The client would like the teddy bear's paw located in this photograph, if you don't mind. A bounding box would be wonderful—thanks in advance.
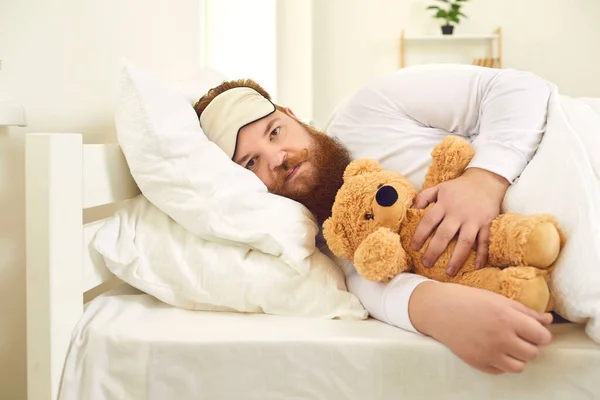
[354,228,408,282]
[422,136,475,189]
[500,267,550,314]
[525,222,561,269]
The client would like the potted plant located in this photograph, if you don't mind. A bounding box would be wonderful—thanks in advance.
[426,0,469,35]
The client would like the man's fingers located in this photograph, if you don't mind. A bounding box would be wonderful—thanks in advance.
[481,365,504,375]
[507,336,541,362]
[512,301,554,327]
[446,225,478,276]
[421,219,460,268]
[539,313,554,326]
[413,186,439,209]
[513,310,553,346]
[411,204,445,251]
[493,355,527,374]
[474,225,490,269]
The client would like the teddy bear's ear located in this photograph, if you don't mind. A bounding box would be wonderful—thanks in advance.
[343,158,383,181]
[322,217,353,260]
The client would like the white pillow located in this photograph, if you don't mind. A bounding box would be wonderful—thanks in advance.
[114,60,319,275]
[92,195,367,319]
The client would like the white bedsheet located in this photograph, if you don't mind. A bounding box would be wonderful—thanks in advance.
[59,285,600,400]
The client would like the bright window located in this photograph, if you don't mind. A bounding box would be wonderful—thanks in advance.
[201,0,277,101]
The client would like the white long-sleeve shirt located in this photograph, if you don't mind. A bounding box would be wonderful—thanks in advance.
[322,64,552,334]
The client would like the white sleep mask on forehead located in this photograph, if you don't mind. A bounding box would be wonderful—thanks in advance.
[200,86,276,159]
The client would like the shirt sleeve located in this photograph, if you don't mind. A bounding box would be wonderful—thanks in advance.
[345,266,433,335]
[368,64,552,183]
[316,238,433,334]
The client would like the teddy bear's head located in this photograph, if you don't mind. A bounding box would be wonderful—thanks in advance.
[322,158,417,261]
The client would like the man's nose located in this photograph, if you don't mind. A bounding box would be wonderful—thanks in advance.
[268,150,286,171]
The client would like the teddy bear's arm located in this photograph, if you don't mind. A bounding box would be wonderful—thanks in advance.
[422,136,475,190]
[353,227,410,282]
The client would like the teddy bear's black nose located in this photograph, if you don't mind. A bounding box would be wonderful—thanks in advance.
[376,185,398,207]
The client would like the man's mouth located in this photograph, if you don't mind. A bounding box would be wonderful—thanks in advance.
[286,164,301,181]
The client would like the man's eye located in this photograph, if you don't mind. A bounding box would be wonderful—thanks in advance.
[270,127,280,139]
[246,158,256,169]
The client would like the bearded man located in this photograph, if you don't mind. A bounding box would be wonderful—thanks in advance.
[194,64,554,375]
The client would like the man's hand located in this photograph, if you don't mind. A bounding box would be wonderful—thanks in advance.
[409,282,553,374]
[411,167,510,276]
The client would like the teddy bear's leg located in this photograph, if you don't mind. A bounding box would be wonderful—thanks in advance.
[541,269,555,312]
[457,266,551,313]
[488,213,566,269]
[499,267,552,313]
[422,136,475,190]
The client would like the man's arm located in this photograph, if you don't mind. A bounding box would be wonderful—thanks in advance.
[371,64,551,183]
[371,65,552,274]
[345,268,431,334]
[346,266,554,375]
[324,64,554,375]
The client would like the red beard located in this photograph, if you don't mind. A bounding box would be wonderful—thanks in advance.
[269,125,351,226]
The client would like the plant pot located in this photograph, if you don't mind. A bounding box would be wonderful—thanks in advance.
[441,25,454,35]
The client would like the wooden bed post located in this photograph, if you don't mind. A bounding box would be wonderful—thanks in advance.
[399,29,406,68]
[26,133,83,400]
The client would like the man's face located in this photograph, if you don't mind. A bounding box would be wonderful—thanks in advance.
[233,108,351,224]
[233,108,313,196]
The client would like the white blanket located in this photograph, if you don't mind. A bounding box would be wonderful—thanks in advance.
[503,88,600,343]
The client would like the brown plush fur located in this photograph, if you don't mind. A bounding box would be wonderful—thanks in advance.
[323,136,566,313]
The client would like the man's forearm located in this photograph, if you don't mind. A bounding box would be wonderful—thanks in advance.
[462,167,510,200]
[407,281,440,336]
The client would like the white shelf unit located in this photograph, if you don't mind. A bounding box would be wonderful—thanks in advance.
[399,26,503,68]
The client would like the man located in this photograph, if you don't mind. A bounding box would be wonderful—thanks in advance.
[194,64,554,375]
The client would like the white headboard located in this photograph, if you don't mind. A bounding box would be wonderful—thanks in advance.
[25,133,140,400]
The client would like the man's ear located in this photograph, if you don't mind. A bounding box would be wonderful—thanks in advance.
[343,158,383,181]
[284,107,297,118]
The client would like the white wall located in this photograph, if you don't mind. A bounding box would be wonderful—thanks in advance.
[205,0,277,100]
[201,0,313,122]
[311,0,600,127]
[0,0,201,398]
[276,0,313,124]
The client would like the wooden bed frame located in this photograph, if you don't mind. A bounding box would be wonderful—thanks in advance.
[25,133,139,400]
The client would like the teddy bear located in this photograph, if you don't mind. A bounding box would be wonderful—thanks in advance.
[322,136,566,313]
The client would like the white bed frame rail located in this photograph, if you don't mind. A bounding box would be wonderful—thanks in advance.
[25,133,140,400]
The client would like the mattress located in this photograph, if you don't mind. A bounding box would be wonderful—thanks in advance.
[59,285,600,400]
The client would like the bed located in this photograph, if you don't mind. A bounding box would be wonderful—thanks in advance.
[23,132,600,400]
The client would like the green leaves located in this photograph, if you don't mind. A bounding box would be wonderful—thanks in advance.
[426,0,469,25]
